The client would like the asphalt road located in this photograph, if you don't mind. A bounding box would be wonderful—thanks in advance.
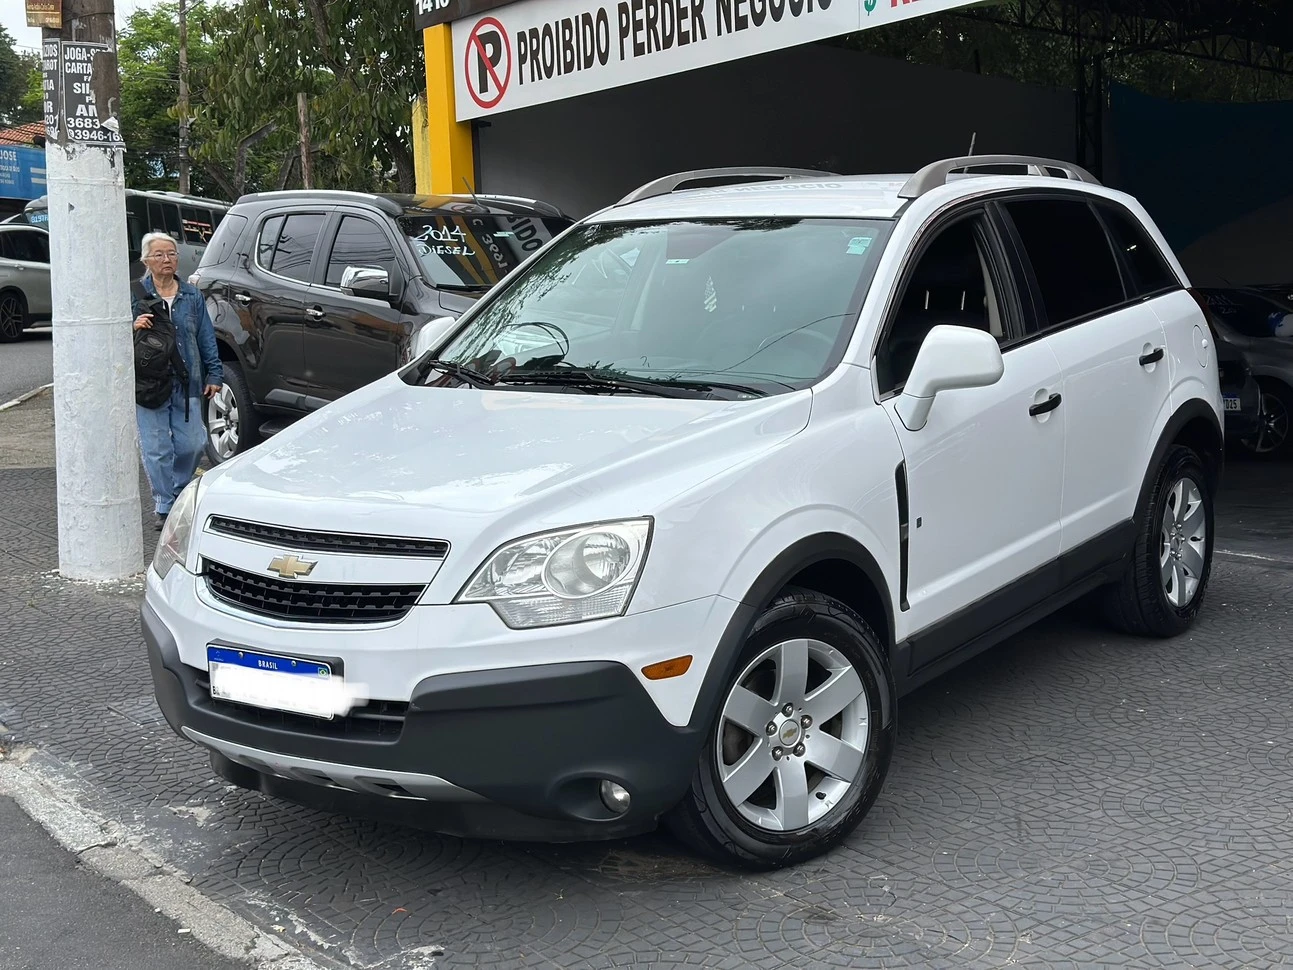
[0,328,52,403]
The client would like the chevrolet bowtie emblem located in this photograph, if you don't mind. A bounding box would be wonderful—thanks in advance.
[267,554,317,580]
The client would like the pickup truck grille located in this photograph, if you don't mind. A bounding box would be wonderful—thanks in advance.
[203,560,424,624]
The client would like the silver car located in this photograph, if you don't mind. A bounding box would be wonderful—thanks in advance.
[0,224,51,342]
[1198,286,1293,459]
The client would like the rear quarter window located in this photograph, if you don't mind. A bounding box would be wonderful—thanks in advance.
[198,214,248,269]
[1096,202,1179,297]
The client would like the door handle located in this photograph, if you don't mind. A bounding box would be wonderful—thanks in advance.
[305,307,325,320]
[233,293,251,305]
[1029,392,1062,417]
[1139,347,1165,366]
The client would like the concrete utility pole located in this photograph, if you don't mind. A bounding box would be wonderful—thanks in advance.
[41,0,144,581]
[177,0,190,194]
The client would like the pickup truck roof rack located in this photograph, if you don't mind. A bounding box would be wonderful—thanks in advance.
[898,155,1102,200]
[616,167,838,206]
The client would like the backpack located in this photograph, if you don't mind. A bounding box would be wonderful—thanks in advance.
[132,280,190,415]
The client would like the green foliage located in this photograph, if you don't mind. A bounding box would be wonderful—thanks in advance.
[0,26,41,127]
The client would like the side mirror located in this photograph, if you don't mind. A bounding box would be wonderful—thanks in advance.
[410,315,459,361]
[894,325,1004,432]
[341,265,392,302]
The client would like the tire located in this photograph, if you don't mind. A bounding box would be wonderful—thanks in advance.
[665,588,896,870]
[204,360,259,465]
[1239,381,1292,461]
[1102,444,1215,638]
[0,290,27,343]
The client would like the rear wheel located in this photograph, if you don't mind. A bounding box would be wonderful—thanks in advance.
[665,588,895,870]
[204,361,259,465]
[0,290,27,343]
[1239,381,1291,460]
[1103,444,1214,637]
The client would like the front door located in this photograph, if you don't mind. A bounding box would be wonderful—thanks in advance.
[874,208,1066,674]
[304,212,408,403]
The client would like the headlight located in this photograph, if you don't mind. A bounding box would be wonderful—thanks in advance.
[152,477,201,579]
[457,519,652,628]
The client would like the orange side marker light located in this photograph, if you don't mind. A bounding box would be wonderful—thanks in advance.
[642,655,693,680]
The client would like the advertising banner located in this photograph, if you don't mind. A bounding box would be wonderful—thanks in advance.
[451,0,983,120]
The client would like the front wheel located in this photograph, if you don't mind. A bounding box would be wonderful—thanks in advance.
[1103,444,1215,637]
[204,361,259,465]
[0,290,27,342]
[665,588,895,870]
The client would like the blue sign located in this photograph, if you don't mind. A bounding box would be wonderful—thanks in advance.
[0,145,47,200]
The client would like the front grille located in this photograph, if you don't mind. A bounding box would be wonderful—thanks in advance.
[207,516,448,558]
[195,670,409,740]
[203,560,424,624]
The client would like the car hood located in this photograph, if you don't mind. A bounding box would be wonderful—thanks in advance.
[197,374,811,541]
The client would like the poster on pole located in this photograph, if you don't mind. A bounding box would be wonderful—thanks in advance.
[46,41,127,149]
[41,39,60,142]
[26,0,61,29]
[452,0,985,120]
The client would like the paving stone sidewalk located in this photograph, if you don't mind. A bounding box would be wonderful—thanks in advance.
[1,446,1291,968]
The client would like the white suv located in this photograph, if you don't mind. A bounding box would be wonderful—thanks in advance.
[142,156,1224,869]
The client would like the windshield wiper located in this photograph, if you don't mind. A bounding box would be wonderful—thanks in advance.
[493,368,696,398]
[648,377,771,398]
[435,282,492,293]
[421,358,497,388]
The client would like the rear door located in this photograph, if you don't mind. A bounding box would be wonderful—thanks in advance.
[302,210,411,403]
[997,194,1172,560]
[0,228,52,317]
[237,209,329,411]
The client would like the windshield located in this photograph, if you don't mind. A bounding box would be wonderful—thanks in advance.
[430,217,892,396]
[398,212,573,290]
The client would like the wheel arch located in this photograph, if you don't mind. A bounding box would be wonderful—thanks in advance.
[687,533,896,734]
[1137,397,1224,520]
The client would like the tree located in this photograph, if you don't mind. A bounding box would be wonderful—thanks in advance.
[0,26,41,127]
[195,0,424,196]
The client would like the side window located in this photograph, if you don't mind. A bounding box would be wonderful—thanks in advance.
[0,234,12,259]
[19,230,49,263]
[268,213,325,283]
[324,215,397,287]
[1004,198,1126,329]
[181,205,214,244]
[1097,202,1178,297]
[147,200,183,241]
[256,215,285,270]
[876,213,1006,394]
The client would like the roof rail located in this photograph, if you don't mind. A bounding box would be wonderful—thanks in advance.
[898,155,1101,200]
[234,189,404,216]
[616,166,837,206]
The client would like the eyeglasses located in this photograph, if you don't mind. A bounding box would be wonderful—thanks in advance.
[146,252,179,261]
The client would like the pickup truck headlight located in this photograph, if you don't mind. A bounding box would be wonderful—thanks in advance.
[152,477,201,579]
[457,519,652,628]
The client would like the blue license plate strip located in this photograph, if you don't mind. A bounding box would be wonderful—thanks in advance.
[206,646,338,719]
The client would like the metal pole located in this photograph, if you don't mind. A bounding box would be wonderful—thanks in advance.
[177,0,190,194]
[42,0,144,581]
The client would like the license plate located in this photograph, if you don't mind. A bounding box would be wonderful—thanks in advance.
[207,646,341,719]
[1224,396,1241,412]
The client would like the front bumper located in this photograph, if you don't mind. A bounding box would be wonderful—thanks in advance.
[142,597,716,841]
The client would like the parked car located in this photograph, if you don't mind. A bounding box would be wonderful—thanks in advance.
[1211,329,1263,444]
[1195,286,1293,458]
[24,188,230,283]
[0,222,50,342]
[190,189,573,465]
[142,157,1224,870]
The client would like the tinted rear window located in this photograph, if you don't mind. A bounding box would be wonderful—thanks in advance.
[1005,198,1126,329]
[1097,202,1178,297]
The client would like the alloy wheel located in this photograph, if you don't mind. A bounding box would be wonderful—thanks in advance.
[716,638,870,832]
[206,383,240,461]
[1159,476,1207,608]
[0,294,22,341]
[1243,391,1289,456]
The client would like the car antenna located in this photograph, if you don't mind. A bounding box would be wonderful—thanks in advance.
[967,131,977,156]
[463,177,483,210]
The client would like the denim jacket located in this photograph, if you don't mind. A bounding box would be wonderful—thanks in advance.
[132,276,223,399]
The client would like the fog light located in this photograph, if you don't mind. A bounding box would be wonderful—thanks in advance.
[599,780,631,815]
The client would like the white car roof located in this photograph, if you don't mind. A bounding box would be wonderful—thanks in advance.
[587,158,1116,223]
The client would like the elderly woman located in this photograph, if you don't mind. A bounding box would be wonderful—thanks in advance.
[132,232,223,529]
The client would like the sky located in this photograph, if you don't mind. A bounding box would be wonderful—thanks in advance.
[1,0,152,53]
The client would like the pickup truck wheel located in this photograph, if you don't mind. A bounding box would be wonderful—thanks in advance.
[666,588,895,870]
[1103,444,1214,637]
[204,361,258,465]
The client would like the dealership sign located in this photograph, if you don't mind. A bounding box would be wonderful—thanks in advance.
[452,0,982,119]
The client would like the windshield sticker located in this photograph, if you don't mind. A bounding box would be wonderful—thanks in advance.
[413,223,477,258]
[666,258,689,265]
[704,276,717,313]
[846,235,874,256]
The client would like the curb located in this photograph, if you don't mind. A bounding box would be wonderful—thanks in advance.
[0,750,327,970]
[0,382,53,413]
